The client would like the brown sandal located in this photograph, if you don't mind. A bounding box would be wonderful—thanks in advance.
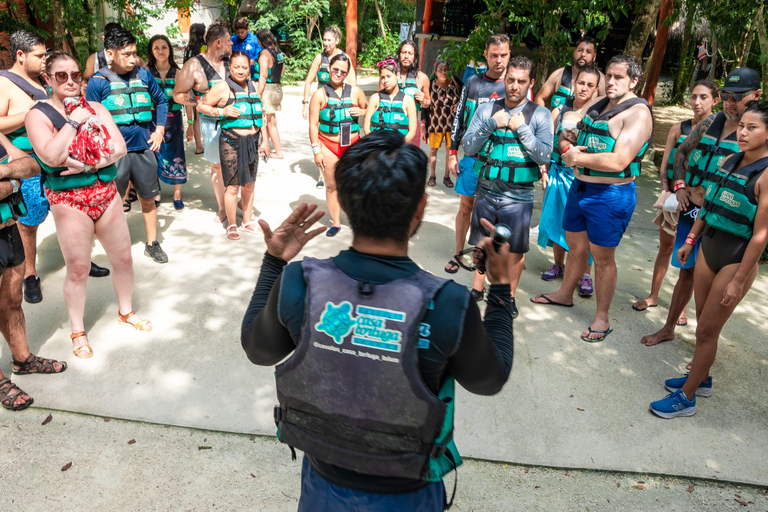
[13,353,67,375]
[71,332,93,359]
[427,176,437,187]
[118,311,153,332]
[0,378,33,411]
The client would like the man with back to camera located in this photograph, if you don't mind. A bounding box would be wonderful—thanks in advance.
[231,17,262,81]
[86,27,169,263]
[174,23,232,224]
[534,35,606,110]
[444,34,510,276]
[531,55,654,343]
[0,30,109,304]
[241,130,514,511]
[462,56,554,319]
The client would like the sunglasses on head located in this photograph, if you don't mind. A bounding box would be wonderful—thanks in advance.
[721,91,754,102]
[330,68,348,76]
[51,71,83,84]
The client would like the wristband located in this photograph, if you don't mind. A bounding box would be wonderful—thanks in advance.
[684,237,696,246]
[674,182,686,191]
[302,100,309,105]
[187,119,194,125]
[449,149,457,156]
[66,119,81,131]
[312,147,321,155]
[9,179,21,193]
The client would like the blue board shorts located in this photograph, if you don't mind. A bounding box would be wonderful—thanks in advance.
[297,456,446,512]
[18,173,49,227]
[200,117,221,165]
[454,155,479,197]
[672,204,700,269]
[562,179,636,248]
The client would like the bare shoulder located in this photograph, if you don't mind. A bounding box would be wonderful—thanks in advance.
[548,67,565,83]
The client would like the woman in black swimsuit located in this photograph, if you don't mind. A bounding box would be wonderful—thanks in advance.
[650,101,768,418]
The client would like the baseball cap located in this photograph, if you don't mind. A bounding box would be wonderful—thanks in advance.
[718,67,761,92]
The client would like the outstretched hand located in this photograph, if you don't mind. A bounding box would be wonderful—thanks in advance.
[259,203,327,262]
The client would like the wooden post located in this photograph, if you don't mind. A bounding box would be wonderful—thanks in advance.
[346,0,358,69]
[642,0,674,105]
[419,0,434,71]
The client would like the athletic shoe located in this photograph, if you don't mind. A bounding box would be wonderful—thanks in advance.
[173,199,184,210]
[579,274,594,297]
[541,263,563,281]
[325,226,341,237]
[145,241,168,264]
[23,275,42,304]
[665,373,713,397]
[650,389,696,418]
[316,178,325,189]
[89,262,110,278]
[510,297,518,319]
[470,288,484,302]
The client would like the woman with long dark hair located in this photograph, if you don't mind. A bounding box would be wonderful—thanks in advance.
[183,23,206,154]
[148,34,187,209]
[255,29,285,159]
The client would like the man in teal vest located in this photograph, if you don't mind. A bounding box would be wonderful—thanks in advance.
[0,133,67,411]
[241,130,514,511]
[87,28,169,263]
[463,56,554,319]
[534,35,606,110]
[531,55,653,343]
[641,67,761,348]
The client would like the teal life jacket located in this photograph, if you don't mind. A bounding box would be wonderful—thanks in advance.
[0,70,49,152]
[371,90,409,137]
[220,78,263,130]
[474,100,541,184]
[667,119,692,181]
[274,257,461,483]
[98,66,153,125]
[551,98,574,166]
[255,48,285,85]
[576,97,653,179]
[318,84,359,136]
[700,153,768,240]
[192,55,229,119]
[317,51,342,87]
[686,112,739,188]
[149,66,182,112]
[398,72,421,111]
[0,145,28,224]
[550,66,572,110]
[30,102,117,191]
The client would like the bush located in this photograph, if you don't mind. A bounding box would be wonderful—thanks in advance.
[358,35,401,67]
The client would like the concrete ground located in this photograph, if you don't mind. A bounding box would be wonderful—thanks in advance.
[2,93,768,510]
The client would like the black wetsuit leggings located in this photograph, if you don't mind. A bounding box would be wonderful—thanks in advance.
[700,227,750,274]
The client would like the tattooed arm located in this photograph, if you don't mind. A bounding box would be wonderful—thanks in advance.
[673,114,714,210]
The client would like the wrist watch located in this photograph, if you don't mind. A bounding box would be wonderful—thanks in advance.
[9,179,21,193]
[302,100,309,105]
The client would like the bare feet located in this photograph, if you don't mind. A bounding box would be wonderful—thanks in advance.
[581,320,612,342]
[632,298,658,311]
[271,152,285,159]
[641,326,675,346]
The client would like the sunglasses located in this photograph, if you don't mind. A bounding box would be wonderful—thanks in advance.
[330,68,348,77]
[51,71,83,84]
[721,91,754,102]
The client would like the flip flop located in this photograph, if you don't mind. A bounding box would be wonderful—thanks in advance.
[444,255,460,274]
[632,300,657,311]
[676,318,688,326]
[581,327,613,343]
[529,294,574,307]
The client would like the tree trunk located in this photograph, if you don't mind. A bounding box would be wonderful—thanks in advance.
[534,1,560,95]
[642,0,674,105]
[345,0,358,69]
[51,0,65,51]
[624,0,663,63]
[755,5,768,84]
[738,10,759,67]
[672,0,696,103]
[708,31,718,80]
[373,0,387,38]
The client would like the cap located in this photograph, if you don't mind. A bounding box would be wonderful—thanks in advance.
[718,67,761,92]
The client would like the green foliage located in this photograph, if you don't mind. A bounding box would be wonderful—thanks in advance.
[166,23,182,41]
[359,35,401,67]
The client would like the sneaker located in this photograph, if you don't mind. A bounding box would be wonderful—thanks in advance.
[325,226,341,237]
[579,274,594,297]
[316,178,325,189]
[470,288,484,302]
[89,262,110,278]
[650,389,696,418]
[510,297,518,319]
[173,199,184,210]
[144,241,168,264]
[665,373,713,397]
[541,263,564,281]
[23,275,42,304]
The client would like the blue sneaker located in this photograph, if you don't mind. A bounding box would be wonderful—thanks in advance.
[665,373,713,397]
[650,389,696,418]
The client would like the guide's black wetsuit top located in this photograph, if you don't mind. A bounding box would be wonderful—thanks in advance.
[242,249,514,494]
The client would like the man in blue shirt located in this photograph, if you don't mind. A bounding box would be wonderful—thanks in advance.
[231,17,261,80]
[86,28,169,263]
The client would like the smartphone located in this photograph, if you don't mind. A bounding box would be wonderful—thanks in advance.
[339,121,352,147]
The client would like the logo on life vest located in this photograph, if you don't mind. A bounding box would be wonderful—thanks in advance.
[114,96,125,106]
[719,190,741,208]
[692,151,701,163]
[315,301,405,353]
[506,145,525,159]
[587,137,607,151]
[716,156,725,167]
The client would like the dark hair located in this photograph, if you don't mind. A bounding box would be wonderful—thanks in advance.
[576,64,601,85]
[377,55,397,75]
[575,35,597,50]
[397,40,419,76]
[507,55,535,79]
[744,101,768,127]
[329,53,351,72]
[486,34,510,50]
[232,17,250,31]
[323,25,342,41]
[692,79,719,99]
[104,28,137,51]
[256,29,278,51]
[205,23,229,46]
[10,30,45,62]
[606,54,643,82]
[335,130,428,242]
[147,35,178,70]
[184,23,206,62]
[45,52,77,76]
[230,50,250,65]
[104,22,122,36]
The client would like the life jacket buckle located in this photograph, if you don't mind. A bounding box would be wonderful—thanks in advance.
[429,443,448,459]
[273,405,283,427]
[357,281,375,296]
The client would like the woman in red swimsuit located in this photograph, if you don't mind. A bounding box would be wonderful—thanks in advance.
[25,52,151,359]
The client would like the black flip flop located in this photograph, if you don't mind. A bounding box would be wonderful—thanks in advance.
[530,294,573,307]
[632,301,657,311]
[581,327,613,343]
[444,256,460,274]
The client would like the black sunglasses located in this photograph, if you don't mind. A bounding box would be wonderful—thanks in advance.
[51,71,83,84]
[721,91,754,102]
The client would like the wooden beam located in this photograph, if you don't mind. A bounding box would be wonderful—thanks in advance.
[643,0,674,105]
[346,0,358,69]
[419,0,434,71]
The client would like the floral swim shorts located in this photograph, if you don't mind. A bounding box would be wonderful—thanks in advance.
[45,180,117,221]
